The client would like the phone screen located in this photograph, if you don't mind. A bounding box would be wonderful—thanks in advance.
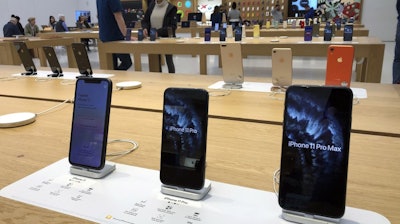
[69,78,112,170]
[234,27,242,41]
[304,26,313,41]
[204,27,211,42]
[138,29,144,41]
[125,28,132,41]
[279,85,353,218]
[160,88,209,190]
[343,25,353,41]
[323,26,332,41]
[150,28,157,41]
[220,28,226,42]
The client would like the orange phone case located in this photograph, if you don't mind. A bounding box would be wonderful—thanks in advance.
[325,45,354,87]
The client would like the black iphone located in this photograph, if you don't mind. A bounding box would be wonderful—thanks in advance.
[204,27,211,42]
[125,28,132,41]
[219,28,226,42]
[43,46,63,77]
[343,24,353,41]
[234,26,242,41]
[138,28,144,41]
[150,28,157,41]
[69,78,113,170]
[72,43,93,77]
[323,25,332,41]
[14,42,37,75]
[279,85,353,219]
[160,88,209,190]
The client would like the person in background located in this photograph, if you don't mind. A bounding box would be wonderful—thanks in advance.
[12,15,24,34]
[55,14,68,32]
[304,4,315,25]
[271,4,283,23]
[210,5,222,29]
[24,17,39,37]
[49,15,57,29]
[393,0,400,84]
[3,17,23,37]
[97,0,133,70]
[142,0,177,73]
[76,15,91,29]
[76,15,92,51]
[228,2,241,29]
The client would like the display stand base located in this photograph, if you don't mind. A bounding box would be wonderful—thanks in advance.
[282,210,340,224]
[161,179,211,200]
[70,162,116,179]
[223,83,243,89]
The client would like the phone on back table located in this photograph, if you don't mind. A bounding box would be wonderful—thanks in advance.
[160,88,209,190]
[72,43,93,77]
[325,45,354,87]
[343,24,353,41]
[69,78,113,170]
[43,46,63,77]
[14,41,37,75]
[279,85,353,220]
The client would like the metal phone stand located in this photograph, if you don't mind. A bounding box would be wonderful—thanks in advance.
[223,83,243,89]
[282,210,340,224]
[161,179,211,201]
[70,162,116,179]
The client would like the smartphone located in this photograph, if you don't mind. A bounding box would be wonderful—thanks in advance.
[43,46,63,77]
[214,23,219,31]
[160,88,209,190]
[234,26,242,42]
[150,28,157,41]
[219,28,226,41]
[72,43,93,76]
[13,42,37,75]
[304,25,313,41]
[325,45,354,87]
[343,24,353,41]
[272,48,292,87]
[69,78,113,170]
[279,85,353,219]
[125,28,132,41]
[138,28,144,41]
[336,18,342,30]
[204,27,211,42]
[323,25,332,41]
[220,43,244,88]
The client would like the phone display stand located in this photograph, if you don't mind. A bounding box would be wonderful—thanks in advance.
[282,210,340,224]
[161,179,211,201]
[223,83,243,89]
[70,162,116,179]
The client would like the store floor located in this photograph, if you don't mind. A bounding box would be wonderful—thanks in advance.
[51,39,394,84]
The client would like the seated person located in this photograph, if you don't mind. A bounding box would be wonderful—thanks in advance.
[3,17,23,37]
[55,14,68,32]
[24,17,40,36]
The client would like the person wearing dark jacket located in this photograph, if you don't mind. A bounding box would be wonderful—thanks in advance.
[55,14,68,32]
[142,0,177,73]
[3,17,22,37]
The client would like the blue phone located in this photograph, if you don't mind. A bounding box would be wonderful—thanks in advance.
[138,28,144,41]
[304,26,313,41]
[323,25,332,41]
[125,28,132,41]
[204,28,211,42]
[234,26,242,42]
[343,25,353,41]
[220,28,226,42]
[150,28,157,41]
